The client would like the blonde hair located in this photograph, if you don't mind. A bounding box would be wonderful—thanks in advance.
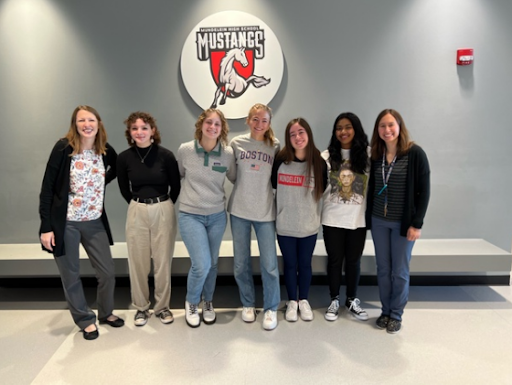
[194,108,229,146]
[65,105,107,156]
[246,103,276,147]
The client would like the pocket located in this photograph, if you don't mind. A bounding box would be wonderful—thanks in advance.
[212,166,227,173]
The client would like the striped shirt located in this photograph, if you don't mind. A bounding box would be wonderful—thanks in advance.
[372,155,408,221]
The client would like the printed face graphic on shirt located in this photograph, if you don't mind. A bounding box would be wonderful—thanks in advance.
[328,165,366,205]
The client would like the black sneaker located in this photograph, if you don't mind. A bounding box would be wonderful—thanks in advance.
[387,318,402,334]
[376,314,390,329]
[346,298,369,321]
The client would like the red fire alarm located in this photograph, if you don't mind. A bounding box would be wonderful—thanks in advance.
[457,48,474,65]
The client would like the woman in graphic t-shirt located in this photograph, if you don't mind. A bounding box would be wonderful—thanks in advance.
[321,112,370,323]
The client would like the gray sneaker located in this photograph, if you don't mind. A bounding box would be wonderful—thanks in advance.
[157,309,174,324]
[134,310,150,327]
[202,301,216,325]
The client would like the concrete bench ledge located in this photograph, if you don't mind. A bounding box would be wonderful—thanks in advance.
[0,239,510,280]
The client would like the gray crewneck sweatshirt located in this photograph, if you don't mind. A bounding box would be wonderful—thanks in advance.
[228,134,280,221]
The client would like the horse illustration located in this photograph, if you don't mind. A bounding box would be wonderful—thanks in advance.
[211,47,271,108]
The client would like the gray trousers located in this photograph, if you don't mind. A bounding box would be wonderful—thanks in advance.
[54,219,116,330]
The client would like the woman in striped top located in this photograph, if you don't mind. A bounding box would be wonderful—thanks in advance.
[366,109,430,334]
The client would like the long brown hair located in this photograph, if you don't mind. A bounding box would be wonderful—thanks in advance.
[123,111,162,146]
[246,103,276,147]
[64,105,107,156]
[194,108,229,146]
[370,109,414,160]
[277,117,324,201]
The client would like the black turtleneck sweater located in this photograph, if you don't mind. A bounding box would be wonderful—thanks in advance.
[117,144,181,204]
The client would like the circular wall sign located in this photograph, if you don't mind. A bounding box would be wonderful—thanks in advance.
[181,11,284,119]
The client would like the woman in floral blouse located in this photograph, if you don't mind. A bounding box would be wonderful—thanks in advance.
[39,105,124,340]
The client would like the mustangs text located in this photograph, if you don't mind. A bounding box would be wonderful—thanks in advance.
[196,26,265,60]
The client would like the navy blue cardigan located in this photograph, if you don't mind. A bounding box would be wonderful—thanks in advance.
[39,139,117,257]
[366,144,430,237]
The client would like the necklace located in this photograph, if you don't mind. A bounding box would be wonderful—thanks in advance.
[135,145,153,163]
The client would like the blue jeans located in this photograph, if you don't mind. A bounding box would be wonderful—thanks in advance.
[179,211,227,304]
[371,216,415,321]
[230,215,281,311]
[277,234,317,301]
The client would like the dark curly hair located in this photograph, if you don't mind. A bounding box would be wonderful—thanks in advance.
[327,112,369,174]
[124,111,162,146]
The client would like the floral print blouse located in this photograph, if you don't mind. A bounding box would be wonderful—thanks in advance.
[66,150,105,221]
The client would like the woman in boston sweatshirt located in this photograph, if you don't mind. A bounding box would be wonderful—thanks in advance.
[228,103,281,331]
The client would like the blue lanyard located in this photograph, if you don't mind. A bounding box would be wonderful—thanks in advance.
[378,153,397,216]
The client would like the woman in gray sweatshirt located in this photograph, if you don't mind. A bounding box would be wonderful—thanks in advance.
[271,118,327,323]
[228,103,281,331]
[177,109,236,328]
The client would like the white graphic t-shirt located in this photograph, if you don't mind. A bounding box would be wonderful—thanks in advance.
[321,148,370,229]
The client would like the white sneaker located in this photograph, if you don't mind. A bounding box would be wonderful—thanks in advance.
[242,307,256,323]
[262,310,277,330]
[298,299,314,321]
[185,301,200,328]
[325,299,340,322]
[202,301,216,325]
[285,301,298,322]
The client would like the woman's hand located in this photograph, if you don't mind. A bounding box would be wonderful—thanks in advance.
[407,227,421,241]
[40,231,55,251]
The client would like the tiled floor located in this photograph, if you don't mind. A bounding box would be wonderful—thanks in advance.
[1,284,512,385]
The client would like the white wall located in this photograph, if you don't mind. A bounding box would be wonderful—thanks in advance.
[1,0,511,250]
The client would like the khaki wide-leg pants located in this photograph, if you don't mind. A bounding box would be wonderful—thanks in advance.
[126,199,177,314]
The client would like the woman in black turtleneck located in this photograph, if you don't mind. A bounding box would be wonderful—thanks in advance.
[117,112,181,327]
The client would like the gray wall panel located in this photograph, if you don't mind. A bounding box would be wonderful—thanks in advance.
[1,0,511,249]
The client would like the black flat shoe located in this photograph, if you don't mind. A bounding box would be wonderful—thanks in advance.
[82,325,99,340]
[99,316,125,328]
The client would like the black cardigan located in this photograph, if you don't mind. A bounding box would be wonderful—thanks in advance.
[366,144,430,237]
[39,139,117,257]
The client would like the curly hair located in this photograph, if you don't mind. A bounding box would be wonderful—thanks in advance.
[277,117,324,202]
[64,105,107,156]
[194,108,229,146]
[123,111,162,146]
[370,109,414,160]
[327,112,369,174]
[246,103,276,147]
